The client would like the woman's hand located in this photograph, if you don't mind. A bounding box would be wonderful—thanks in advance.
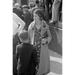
[42,39,47,44]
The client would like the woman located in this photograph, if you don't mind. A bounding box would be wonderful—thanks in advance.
[28,9,52,75]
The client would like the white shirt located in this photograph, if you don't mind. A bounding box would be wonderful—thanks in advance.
[28,21,35,45]
[13,13,25,35]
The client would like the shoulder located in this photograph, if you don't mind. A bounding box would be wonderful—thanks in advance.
[42,20,49,29]
[28,21,35,30]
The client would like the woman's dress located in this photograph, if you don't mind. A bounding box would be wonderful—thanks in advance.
[28,20,52,75]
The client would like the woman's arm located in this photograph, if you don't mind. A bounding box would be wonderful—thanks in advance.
[46,25,52,44]
[28,21,35,45]
[42,21,52,44]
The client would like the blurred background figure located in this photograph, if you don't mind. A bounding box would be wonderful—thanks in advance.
[13,13,25,36]
[45,0,54,18]
[50,0,62,23]
[13,3,23,20]
[22,5,33,30]
[29,2,35,9]
[29,0,40,16]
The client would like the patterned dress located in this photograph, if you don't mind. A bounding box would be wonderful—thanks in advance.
[37,21,52,75]
[33,25,42,72]
[28,20,52,75]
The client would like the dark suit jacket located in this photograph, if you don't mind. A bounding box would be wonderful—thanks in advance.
[22,11,33,30]
[16,43,34,75]
[13,8,24,21]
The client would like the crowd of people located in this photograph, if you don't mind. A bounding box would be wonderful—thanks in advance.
[13,0,62,75]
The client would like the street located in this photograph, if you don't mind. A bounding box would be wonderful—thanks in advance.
[47,50,62,75]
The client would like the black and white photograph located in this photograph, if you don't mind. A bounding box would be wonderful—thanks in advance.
[13,0,62,75]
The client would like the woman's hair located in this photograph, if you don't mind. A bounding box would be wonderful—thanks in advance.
[33,9,46,21]
[18,30,29,43]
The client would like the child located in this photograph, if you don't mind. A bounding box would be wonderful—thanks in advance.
[16,30,36,75]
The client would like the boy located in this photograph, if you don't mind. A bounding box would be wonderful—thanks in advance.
[16,30,36,75]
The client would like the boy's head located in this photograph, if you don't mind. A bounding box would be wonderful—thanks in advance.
[18,30,29,43]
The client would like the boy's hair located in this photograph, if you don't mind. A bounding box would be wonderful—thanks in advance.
[18,30,29,43]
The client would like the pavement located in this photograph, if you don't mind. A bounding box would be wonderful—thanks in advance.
[48,21,62,55]
[47,50,62,75]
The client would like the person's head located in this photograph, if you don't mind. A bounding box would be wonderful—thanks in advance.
[29,2,35,8]
[13,0,15,7]
[14,3,20,9]
[22,5,29,13]
[33,9,45,23]
[18,30,29,43]
[35,0,39,6]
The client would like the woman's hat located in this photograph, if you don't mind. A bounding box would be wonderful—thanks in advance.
[22,5,29,9]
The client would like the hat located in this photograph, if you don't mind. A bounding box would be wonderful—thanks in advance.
[22,5,29,9]
[14,3,20,7]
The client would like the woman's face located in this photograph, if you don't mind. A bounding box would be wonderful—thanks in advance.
[34,14,41,24]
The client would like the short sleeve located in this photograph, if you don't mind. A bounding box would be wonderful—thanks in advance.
[28,21,35,31]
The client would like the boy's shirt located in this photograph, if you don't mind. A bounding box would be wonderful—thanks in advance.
[16,43,34,73]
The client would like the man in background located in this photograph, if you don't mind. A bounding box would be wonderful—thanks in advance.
[13,3,24,20]
[22,5,33,30]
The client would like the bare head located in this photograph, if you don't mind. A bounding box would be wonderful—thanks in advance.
[22,5,29,13]
[35,0,39,6]
[18,30,29,43]
[14,3,20,9]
